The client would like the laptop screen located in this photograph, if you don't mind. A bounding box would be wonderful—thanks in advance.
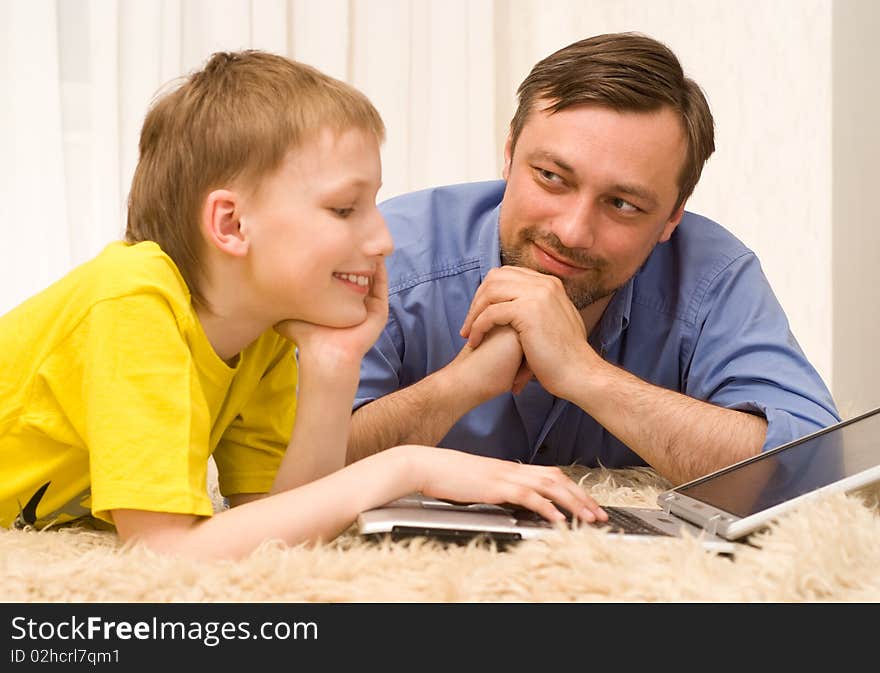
[673,408,880,518]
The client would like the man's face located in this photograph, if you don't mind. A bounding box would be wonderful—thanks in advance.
[499,103,688,309]
[238,127,392,326]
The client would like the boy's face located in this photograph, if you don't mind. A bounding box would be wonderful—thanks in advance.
[238,127,392,327]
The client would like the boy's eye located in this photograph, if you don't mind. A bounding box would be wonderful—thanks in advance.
[331,207,354,218]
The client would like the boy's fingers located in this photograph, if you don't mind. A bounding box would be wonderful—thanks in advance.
[512,466,605,523]
[363,260,389,325]
[509,490,565,523]
[553,474,606,522]
[371,259,388,299]
[366,261,388,308]
[536,479,598,523]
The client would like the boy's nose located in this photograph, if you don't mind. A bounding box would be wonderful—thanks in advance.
[366,209,394,257]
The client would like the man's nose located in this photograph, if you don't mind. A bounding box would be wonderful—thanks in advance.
[550,198,596,251]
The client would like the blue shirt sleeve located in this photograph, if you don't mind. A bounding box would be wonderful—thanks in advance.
[354,310,404,410]
[683,251,840,451]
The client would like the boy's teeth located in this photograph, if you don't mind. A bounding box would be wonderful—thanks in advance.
[336,273,369,286]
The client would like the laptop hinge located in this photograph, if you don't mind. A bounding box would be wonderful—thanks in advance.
[704,514,722,536]
[658,492,675,514]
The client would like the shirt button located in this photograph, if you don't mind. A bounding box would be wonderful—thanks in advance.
[537,444,549,454]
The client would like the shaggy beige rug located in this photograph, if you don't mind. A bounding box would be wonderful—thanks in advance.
[2,465,879,603]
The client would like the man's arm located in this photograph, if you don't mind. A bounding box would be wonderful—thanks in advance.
[461,265,826,485]
[351,329,764,483]
[347,326,531,463]
[563,357,767,484]
[347,366,474,462]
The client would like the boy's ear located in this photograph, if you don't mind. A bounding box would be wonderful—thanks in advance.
[202,189,249,257]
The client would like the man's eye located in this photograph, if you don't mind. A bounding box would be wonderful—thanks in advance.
[331,207,354,218]
[536,168,562,184]
[610,197,639,213]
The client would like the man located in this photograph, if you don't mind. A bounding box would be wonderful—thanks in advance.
[348,32,839,485]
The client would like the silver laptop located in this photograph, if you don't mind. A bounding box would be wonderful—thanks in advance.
[358,406,880,555]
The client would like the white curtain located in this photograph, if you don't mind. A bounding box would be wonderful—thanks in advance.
[0,0,849,398]
[0,0,501,314]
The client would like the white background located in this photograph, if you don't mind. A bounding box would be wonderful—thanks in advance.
[2,0,878,415]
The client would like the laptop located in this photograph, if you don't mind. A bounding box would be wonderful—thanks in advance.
[357,406,880,555]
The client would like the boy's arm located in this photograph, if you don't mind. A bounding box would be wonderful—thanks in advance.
[114,447,419,558]
[112,444,605,560]
[266,262,391,490]
[105,266,607,558]
[221,262,394,502]
[268,351,360,491]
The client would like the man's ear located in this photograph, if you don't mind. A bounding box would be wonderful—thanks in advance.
[502,131,513,181]
[202,189,249,257]
[659,201,687,243]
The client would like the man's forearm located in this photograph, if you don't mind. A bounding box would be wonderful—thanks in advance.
[347,368,480,464]
[349,327,530,464]
[567,357,767,485]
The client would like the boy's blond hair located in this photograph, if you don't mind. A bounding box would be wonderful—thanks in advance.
[126,50,386,308]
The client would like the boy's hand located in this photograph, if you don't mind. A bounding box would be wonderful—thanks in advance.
[403,446,607,524]
[274,261,389,370]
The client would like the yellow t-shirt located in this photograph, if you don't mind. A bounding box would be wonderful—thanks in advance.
[0,241,297,529]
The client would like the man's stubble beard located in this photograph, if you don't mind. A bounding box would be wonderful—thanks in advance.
[499,227,620,310]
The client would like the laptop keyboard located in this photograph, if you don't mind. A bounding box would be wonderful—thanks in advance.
[600,507,671,536]
[508,505,671,537]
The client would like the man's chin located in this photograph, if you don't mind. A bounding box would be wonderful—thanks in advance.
[502,244,614,307]
[561,280,617,309]
[528,264,610,308]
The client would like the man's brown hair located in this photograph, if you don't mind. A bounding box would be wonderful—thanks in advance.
[126,50,385,307]
[509,32,715,211]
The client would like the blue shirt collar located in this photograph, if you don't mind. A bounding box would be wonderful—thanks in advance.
[478,201,503,282]
[594,277,633,353]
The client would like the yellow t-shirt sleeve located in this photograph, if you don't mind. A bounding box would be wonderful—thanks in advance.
[77,293,214,522]
[213,341,297,497]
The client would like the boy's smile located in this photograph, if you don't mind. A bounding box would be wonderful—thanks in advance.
[332,271,373,295]
[237,127,392,327]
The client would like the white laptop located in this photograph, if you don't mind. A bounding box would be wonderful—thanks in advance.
[357,406,880,555]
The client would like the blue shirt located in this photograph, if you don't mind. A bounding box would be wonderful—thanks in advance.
[355,180,840,467]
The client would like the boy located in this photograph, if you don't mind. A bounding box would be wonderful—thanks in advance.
[0,51,604,560]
